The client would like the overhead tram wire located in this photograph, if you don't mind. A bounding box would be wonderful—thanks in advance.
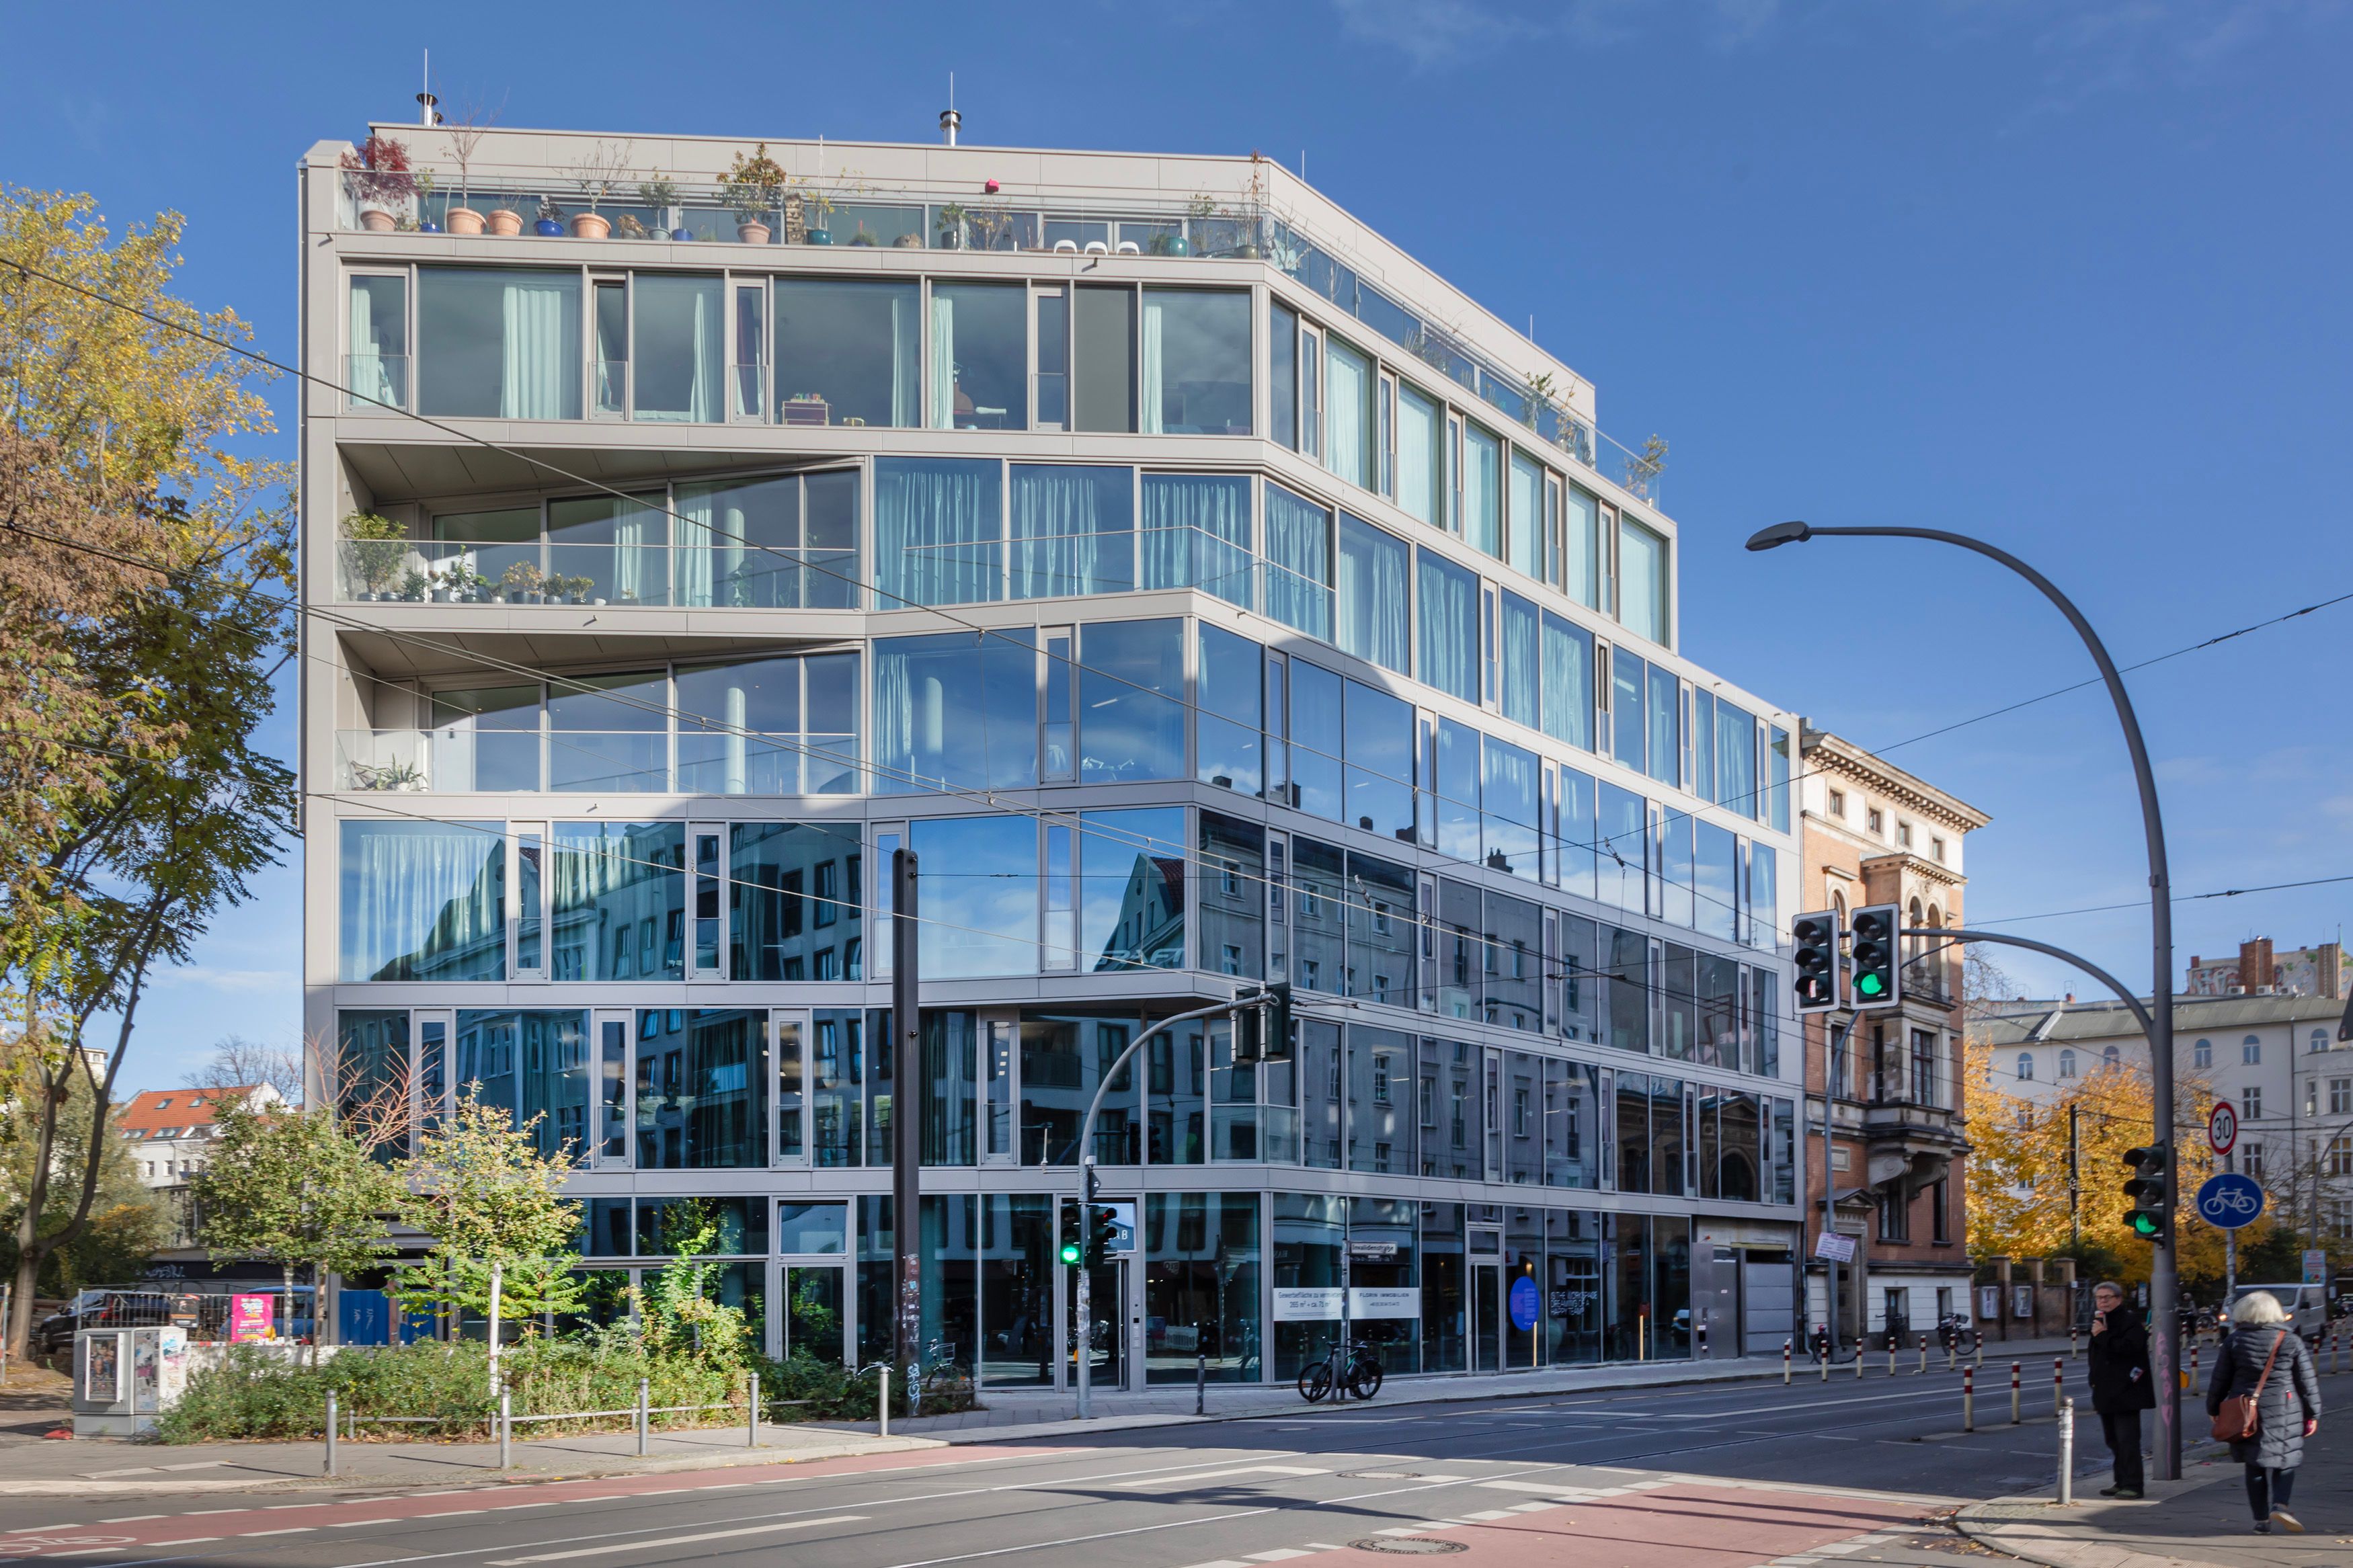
[17,254,2353,842]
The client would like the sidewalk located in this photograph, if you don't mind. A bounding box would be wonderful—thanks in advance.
[1960,1396,2353,1568]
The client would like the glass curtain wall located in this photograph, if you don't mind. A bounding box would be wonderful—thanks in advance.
[773,278,918,427]
[1142,473,1251,606]
[1010,464,1131,597]
[417,267,581,419]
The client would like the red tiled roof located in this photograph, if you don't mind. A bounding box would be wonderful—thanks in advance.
[115,1087,261,1139]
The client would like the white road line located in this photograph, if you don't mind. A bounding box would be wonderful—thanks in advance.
[1244,1552,1313,1562]
[483,1515,865,1566]
[874,1509,1275,1568]
[1459,1510,1519,1521]
[237,1529,313,1537]
[95,1520,164,1525]
[143,1542,220,1549]
[331,1521,403,1528]
[1118,1465,1328,1489]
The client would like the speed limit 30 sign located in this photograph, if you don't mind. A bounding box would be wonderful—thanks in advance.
[2208,1099,2238,1156]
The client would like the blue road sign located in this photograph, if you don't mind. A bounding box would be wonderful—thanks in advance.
[1509,1275,1540,1331]
[2195,1172,2266,1230]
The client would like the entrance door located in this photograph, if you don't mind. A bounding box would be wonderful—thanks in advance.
[781,1264,846,1365]
[1066,1257,1127,1389]
[1471,1263,1503,1372]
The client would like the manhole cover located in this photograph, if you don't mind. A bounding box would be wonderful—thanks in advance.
[1349,1540,1466,1556]
[1340,1470,1423,1479]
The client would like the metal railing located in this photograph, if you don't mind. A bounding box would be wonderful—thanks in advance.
[333,537,859,610]
[334,727,859,795]
[321,1372,813,1476]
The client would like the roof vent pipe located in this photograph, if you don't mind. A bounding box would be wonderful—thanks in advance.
[941,107,961,145]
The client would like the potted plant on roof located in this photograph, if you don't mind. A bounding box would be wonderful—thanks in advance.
[637,171,686,239]
[569,141,631,239]
[342,134,415,232]
[500,560,547,604]
[936,202,969,250]
[439,103,496,235]
[721,142,789,244]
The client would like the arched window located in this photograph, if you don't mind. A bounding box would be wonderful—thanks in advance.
[1907,897,1925,960]
[2017,1053,2034,1082]
[2059,1048,2077,1079]
[2103,1045,2120,1068]
[1831,889,1846,927]
[2311,1028,2330,1055]
[2194,1037,2213,1068]
[2243,1034,2262,1065]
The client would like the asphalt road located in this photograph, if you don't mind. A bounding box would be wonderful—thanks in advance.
[0,1370,2107,1568]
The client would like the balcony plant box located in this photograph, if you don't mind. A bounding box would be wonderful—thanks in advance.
[722,143,788,245]
[570,212,611,239]
[486,208,524,237]
[446,207,485,235]
[342,134,415,233]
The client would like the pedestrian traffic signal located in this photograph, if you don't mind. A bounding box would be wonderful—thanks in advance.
[1849,905,1901,1011]
[1792,911,1842,1014]
[2121,1145,2170,1242]
[1234,984,1295,1064]
[1058,1200,1083,1266]
[1084,1202,1119,1269]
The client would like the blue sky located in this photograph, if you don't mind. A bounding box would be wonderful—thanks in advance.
[9,0,2350,1088]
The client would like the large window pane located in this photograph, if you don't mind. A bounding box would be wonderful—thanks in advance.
[1269,302,1298,449]
[1715,699,1758,815]
[1343,679,1414,842]
[1142,288,1250,435]
[1347,1027,1414,1173]
[1337,514,1408,673]
[1435,718,1480,863]
[417,267,581,420]
[1416,548,1478,703]
[547,669,668,792]
[912,816,1037,977]
[1499,590,1539,730]
[1597,783,1648,913]
[633,1009,768,1169]
[547,493,666,608]
[1540,611,1593,750]
[1197,625,1263,798]
[1507,450,1542,580]
[454,1010,590,1163]
[1610,649,1645,774]
[1289,661,1343,822]
[1396,382,1440,525]
[346,274,407,411]
[430,685,541,793]
[1657,813,1694,929]
[550,822,684,981]
[631,274,722,422]
[811,1009,864,1168]
[730,823,864,981]
[1074,285,1135,433]
[1620,518,1669,645]
[773,278,918,427]
[1080,807,1187,972]
[875,629,1037,792]
[1142,473,1251,606]
[675,474,796,609]
[1696,821,1740,945]
[1199,813,1265,983]
[339,819,505,981]
[1554,766,1597,901]
[1564,485,1600,608]
[1078,620,1185,783]
[1482,737,1539,881]
[1263,482,1332,639]
[1347,850,1415,1007]
[1144,1194,1259,1383]
[930,283,1027,431]
[1324,337,1373,487]
[1647,663,1679,788]
[875,457,1002,608]
[1011,464,1132,597]
[678,655,799,796]
[1464,424,1501,557]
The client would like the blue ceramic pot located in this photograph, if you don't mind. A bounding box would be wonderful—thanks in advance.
[419,220,442,235]
[670,227,694,241]
[806,229,832,245]
[534,218,563,237]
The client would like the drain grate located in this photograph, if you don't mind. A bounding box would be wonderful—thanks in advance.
[1339,1470,1423,1480]
[1349,1540,1466,1555]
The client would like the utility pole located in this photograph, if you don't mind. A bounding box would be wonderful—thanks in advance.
[2069,1104,2081,1252]
[1823,1020,1847,1354]
[891,848,922,1376]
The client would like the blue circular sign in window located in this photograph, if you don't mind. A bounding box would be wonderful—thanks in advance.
[1509,1275,1541,1331]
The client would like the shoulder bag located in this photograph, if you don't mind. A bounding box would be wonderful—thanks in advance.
[2211,1329,2284,1442]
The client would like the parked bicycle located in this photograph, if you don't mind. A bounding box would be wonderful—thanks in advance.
[1298,1336,1383,1403]
[918,1337,973,1404]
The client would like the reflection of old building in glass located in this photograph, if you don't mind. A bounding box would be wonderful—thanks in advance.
[308,125,1809,1385]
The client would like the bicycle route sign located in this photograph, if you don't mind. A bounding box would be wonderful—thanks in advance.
[2208,1099,2238,1156]
[2195,1171,2265,1230]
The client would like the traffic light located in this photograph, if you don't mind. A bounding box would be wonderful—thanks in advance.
[2122,1145,2170,1242]
[1234,984,1295,1065]
[1265,983,1294,1061]
[1792,911,1842,1014]
[1058,1199,1083,1266]
[1849,905,1901,1011]
[1084,1202,1119,1268]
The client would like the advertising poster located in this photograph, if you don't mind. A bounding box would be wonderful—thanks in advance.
[229,1294,275,1343]
[84,1332,120,1403]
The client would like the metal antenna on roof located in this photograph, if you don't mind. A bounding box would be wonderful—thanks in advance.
[941,72,961,145]
[417,49,440,126]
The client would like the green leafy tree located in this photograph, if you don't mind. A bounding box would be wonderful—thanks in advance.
[190,1101,400,1361]
[0,1067,171,1294]
[393,1094,585,1332]
[637,1203,752,1372]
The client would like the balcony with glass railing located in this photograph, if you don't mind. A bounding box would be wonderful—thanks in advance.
[333,536,860,609]
[335,727,858,794]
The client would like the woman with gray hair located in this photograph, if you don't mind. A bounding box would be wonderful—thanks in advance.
[2206,1290,2322,1533]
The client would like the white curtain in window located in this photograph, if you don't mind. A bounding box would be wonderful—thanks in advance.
[1139,296,1166,434]
[501,276,578,420]
[1010,466,1113,598]
[612,496,655,605]
[339,821,504,981]
[686,284,718,423]
[877,462,999,607]
[1416,552,1477,702]
[675,485,716,608]
[1620,519,1667,643]
[349,282,399,407]
[891,295,919,427]
[1508,452,1542,580]
[1263,483,1332,639]
[1396,387,1436,524]
[1464,427,1501,557]
[928,292,956,429]
[1141,474,1250,606]
[1337,515,1408,673]
[1326,341,1369,489]
[1540,613,1591,750]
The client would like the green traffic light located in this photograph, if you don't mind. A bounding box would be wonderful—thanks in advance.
[1058,1242,1082,1265]
[2128,1212,2161,1239]
[1856,973,1884,997]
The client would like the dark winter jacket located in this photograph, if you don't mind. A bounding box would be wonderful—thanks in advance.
[2086,1307,2155,1413]
[2206,1325,2323,1469]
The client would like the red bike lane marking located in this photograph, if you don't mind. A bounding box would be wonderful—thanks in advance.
[0,1446,1072,1553]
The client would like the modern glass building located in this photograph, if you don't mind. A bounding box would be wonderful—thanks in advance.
[302,124,1805,1387]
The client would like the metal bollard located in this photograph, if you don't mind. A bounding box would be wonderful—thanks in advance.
[325,1389,338,1479]
[1975,1328,1985,1368]
[2011,1361,2022,1424]
[1919,1341,1929,1376]
[497,1389,511,1471]
[1783,1338,1792,1386]
[1195,1351,1207,1416]
[2190,1342,2200,1395]
[748,1371,759,1450]
[1946,1339,1956,1373]
[2071,1323,2080,1360]
[1857,1339,1866,1379]
[1962,1365,1975,1432]
[1889,1337,1899,1377]
[2057,1397,2075,1505]
[878,1367,890,1440]
[2053,1357,2065,1418]
[636,1377,649,1457]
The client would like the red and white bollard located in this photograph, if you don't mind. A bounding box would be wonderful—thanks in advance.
[2053,1356,2065,1417]
[1962,1364,1976,1432]
[1783,1337,1792,1386]
[2011,1360,2022,1425]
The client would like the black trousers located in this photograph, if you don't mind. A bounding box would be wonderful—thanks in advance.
[2100,1408,2144,1492]
[2245,1464,2297,1518]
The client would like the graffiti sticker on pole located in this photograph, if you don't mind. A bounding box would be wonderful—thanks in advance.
[2207,1100,2237,1156]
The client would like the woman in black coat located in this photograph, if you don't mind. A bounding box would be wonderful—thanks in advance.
[2206,1290,2323,1534]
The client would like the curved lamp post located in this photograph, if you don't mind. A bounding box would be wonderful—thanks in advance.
[1748,520,2182,1479]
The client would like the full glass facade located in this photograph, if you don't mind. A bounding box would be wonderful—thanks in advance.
[315,138,1798,1385]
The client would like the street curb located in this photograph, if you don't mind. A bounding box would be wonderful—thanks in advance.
[1952,1451,2239,1568]
[0,1434,946,1496]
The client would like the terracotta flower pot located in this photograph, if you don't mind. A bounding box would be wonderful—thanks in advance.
[446,207,485,236]
[737,222,772,245]
[358,207,397,233]
[486,208,524,237]
[570,212,611,240]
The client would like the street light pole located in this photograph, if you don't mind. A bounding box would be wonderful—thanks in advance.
[1751,520,2182,1479]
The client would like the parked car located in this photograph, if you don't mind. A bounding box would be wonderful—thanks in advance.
[2227,1282,2327,1346]
[31,1290,187,1357]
